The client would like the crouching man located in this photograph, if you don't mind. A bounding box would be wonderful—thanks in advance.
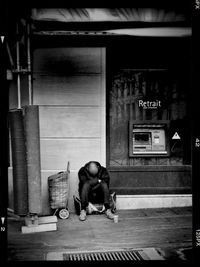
[78,161,114,221]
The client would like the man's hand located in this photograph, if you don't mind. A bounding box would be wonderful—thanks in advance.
[88,177,98,186]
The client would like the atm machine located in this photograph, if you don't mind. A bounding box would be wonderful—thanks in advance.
[129,121,170,157]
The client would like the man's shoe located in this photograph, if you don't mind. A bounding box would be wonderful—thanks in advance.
[105,209,114,220]
[79,210,87,221]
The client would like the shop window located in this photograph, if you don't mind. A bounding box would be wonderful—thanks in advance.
[108,69,190,166]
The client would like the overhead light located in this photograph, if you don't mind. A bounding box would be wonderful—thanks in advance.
[104,27,191,37]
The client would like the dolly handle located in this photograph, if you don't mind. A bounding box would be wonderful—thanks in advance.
[67,161,70,173]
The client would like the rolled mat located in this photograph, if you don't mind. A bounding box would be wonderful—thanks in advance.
[24,105,42,214]
[9,109,28,215]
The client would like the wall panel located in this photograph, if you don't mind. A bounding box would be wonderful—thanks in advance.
[33,47,102,75]
[33,75,101,106]
[39,106,101,138]
[40,139,102,171]
[35,47,105,214]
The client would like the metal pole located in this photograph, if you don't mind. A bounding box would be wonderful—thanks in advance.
[16,22,21,109]
[27,22,33,105]
[6,42,15,69]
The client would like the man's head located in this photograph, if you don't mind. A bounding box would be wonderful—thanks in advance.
[88,162,99,176]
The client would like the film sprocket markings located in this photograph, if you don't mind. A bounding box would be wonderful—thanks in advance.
[1,216,6,232]
[195,0,200,9]
[196,230,200,246]
[138,99,161,109]
[195,138,200,147]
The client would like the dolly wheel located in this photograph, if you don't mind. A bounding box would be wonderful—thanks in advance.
[58,208,69,219]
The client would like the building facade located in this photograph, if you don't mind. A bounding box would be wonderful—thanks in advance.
[8,8,192,214]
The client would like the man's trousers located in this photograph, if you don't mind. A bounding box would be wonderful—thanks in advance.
[79,182,110,210]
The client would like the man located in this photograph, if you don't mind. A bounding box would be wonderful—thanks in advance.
[78,161,114,221]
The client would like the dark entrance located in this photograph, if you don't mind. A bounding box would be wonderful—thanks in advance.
[106,36,192,195]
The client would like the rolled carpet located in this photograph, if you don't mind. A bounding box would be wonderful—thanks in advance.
[24,105,42,214]
[9,109,28,215]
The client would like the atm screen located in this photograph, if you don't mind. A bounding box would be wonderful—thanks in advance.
[134,133,151,143]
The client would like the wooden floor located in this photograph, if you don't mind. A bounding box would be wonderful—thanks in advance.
[7,207,192,261]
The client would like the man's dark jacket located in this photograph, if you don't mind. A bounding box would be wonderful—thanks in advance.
[78,161,110,195]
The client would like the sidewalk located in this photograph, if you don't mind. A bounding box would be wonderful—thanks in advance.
[7,207,192,261]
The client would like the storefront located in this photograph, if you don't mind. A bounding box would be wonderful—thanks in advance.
[7,8,192,214]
